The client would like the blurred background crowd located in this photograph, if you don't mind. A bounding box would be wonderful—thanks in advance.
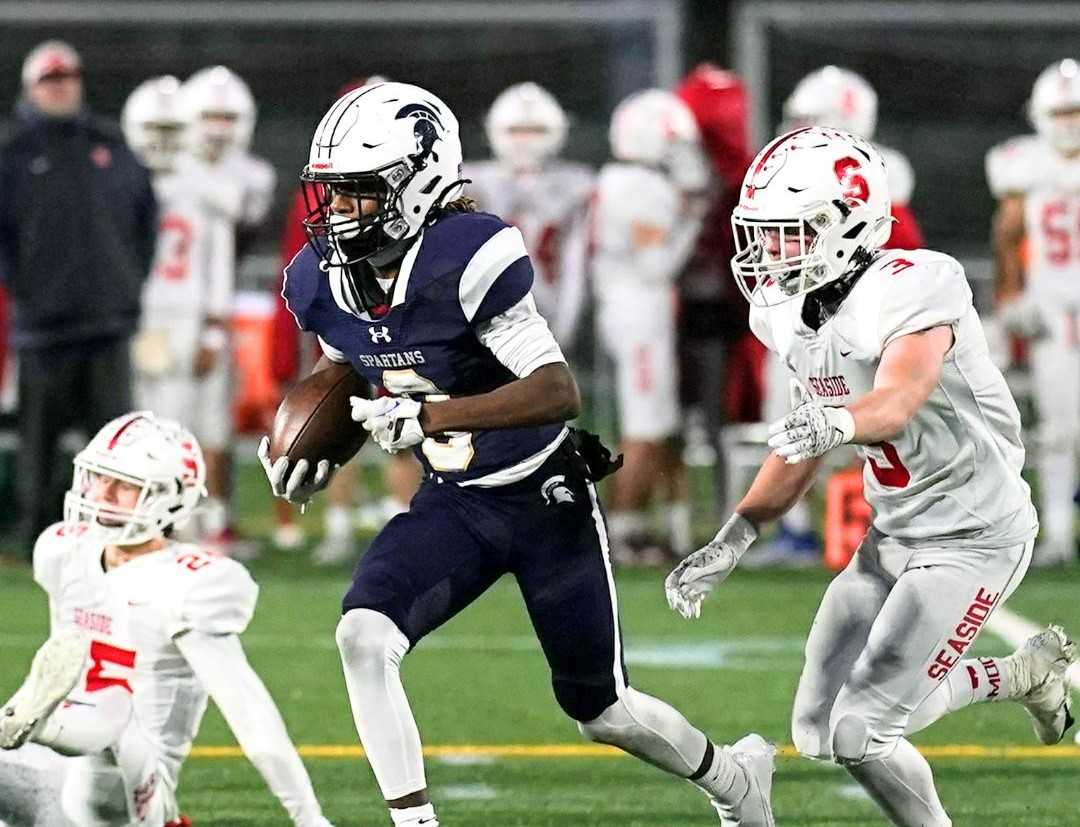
[0,0,1076,574]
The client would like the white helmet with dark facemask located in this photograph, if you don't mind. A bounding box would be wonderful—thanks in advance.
[485,82,567,172]
[121,75,187,173]
[1029,59,1080,156]
[64,412,207,545]
[731,127,892,307]
[301,81,464,271]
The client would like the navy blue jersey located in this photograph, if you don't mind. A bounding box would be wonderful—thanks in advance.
[283,211,565,484]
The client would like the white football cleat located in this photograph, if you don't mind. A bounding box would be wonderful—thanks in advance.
[1005,625,1076,745]
[712,733,776,827]
[1,628,90,750]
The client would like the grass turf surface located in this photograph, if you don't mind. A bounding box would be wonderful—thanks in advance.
[2,462,1079,825]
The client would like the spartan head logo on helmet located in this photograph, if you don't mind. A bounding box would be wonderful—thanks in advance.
[396,102,444,164]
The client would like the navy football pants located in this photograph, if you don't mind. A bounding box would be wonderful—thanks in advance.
[342,444,629,721]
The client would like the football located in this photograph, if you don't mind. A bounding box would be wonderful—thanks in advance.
[268,362,372,467]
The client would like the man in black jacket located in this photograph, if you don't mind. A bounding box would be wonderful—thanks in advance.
[0,41,157,554]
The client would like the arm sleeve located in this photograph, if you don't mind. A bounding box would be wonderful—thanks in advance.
[877,255,972,349]
[474,293,566,377]
[175,632,328,827]
[316,336,348,364]
[458,226,533,324]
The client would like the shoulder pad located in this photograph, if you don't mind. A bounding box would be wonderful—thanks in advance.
[748,303,777,354]
[985,135,1043,197]
[281,246,325,331]
[867,250,971,349]
[418,211,513,276]
[171,548,259,636]
[32,523,83,594]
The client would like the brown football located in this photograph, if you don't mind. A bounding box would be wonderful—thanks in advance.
[269,362,372,467]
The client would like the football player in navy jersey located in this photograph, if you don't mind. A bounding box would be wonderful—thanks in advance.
[259,82,775,827]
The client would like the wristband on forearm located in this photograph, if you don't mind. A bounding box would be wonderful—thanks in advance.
[715,513,759,562]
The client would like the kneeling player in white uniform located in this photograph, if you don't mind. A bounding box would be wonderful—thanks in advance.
[986,58,1080,567]
[592,89,709,563]
[666,127,1076,826]
[0,412,333,827]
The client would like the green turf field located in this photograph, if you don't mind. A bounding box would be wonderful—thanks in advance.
[2,461,1079,826]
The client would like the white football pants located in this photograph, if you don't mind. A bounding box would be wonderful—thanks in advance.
[792,530,1033,763]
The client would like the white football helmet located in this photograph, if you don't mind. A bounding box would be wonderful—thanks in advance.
[485,82,567,171]
[181,65,256,161]
[609,88,710,192]
[1029,59,1080,156]
[731,127,892,307]
[64,412,207,545]
[301,81,464,266]
[121,75,187,172]
[782,66,878,140]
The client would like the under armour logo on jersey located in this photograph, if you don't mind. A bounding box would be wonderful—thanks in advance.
[541,475,575,506]
[369,326,392,343]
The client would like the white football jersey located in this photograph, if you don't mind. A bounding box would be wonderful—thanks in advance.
[591,162,703,302]
[139,158,236,369]
[986,134,1080,307]
[750,249,1038,548]
[464,160,593,346]
[876,143,915,207]
[32,524,258,789]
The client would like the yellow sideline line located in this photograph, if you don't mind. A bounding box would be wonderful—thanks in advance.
[189,743,1080,760]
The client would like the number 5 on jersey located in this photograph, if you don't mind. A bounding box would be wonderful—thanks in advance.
[381,369,475,471]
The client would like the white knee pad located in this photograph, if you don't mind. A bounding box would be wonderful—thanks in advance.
[831,713,877,766]
[791,706,832,761]
[335,609,408,674]
[577,687,706,777]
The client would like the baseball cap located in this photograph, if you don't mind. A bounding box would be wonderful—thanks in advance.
[22,40,82,87]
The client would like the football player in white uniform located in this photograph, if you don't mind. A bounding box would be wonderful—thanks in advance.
[986,58,1080,567]
[753,65,926,565]
[124,77,238,540]
[464,83,593,351]
[666,128,1076,827]
[0,412,333,827]
[592,89,710,564]
[179,66,277,553]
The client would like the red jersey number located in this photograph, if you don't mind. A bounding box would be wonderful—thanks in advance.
[86,640,135,693]
[866,441,911,488]
[155,213,194,281]
[1040,200,1079,267]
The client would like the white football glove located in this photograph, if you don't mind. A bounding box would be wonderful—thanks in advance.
[665,514,758,619]
[351,396,425,454]
[257,436,335,505]
[767,399,855,464]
